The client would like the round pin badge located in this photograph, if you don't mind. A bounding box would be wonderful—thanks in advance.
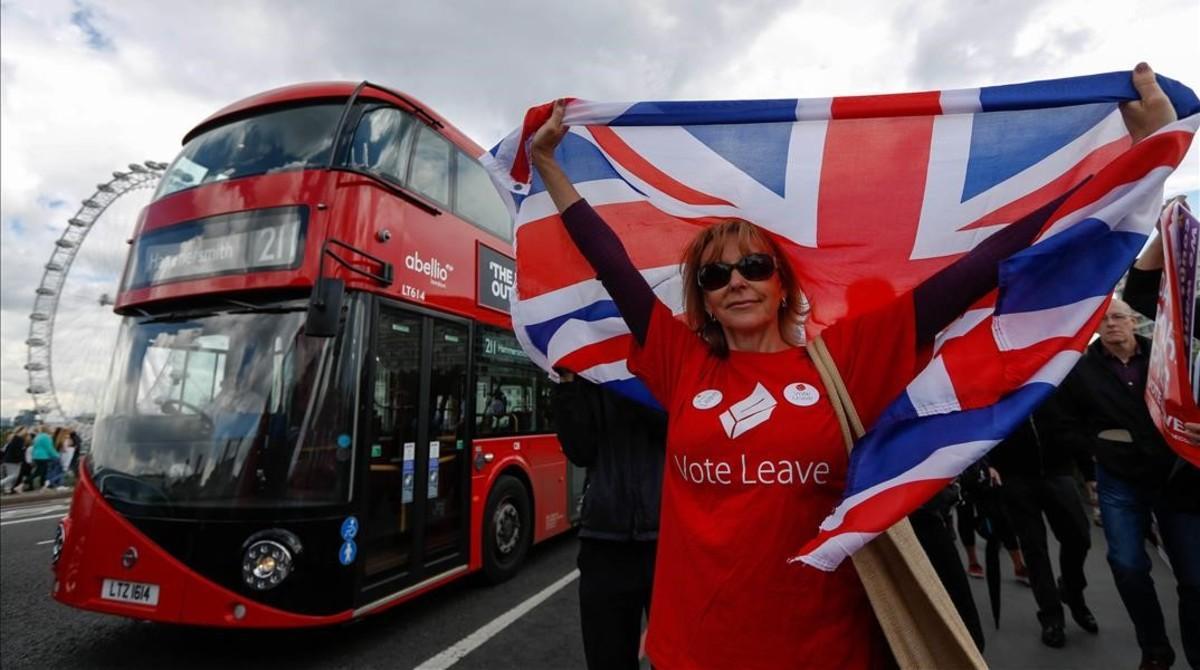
[692,389,723,410]
[783,382,820,407]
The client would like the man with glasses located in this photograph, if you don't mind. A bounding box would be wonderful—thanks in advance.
[1058,298,1199,670]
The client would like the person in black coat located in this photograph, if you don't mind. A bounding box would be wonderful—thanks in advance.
[990,394,1097,648]
[1,427,29,493]
[908,481,986,653]
[552,372,666,670]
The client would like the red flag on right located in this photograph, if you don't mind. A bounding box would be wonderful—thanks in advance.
[1146,199,1200,466]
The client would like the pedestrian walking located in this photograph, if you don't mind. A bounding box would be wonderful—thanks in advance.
[990,398,1098,648]
[1,427,29,492]
[1058,297,1199,670]
[957,461,1028,583]
[67,430,82,477]
[1071,223,1200,670]
[909,483,986,652]
[553,372,666,670]
[30,426,59,490]
[54,428,76,489]
[46,428,68,489]
[10,434,35,493]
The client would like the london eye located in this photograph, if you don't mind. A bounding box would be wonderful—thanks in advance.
[25,160,166,426]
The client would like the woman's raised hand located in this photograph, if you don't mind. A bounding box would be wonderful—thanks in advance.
[531,99,570,162]
[529,99,583,213]
[1121,62,1177,143]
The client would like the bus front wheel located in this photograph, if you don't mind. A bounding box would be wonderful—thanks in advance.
[481,474,531,584]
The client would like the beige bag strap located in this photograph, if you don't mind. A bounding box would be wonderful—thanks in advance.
[808,336,864,451]
[809,336,987,670]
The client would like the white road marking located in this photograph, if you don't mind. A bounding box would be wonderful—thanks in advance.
[1,513,66,528]
[1156,543,1172,568]
[414,569,580,670]
[36,539,55,545]
[0,503,69,520]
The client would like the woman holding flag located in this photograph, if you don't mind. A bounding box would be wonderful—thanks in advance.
[528,64,1176,669]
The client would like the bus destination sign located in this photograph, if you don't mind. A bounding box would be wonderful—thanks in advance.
[479,329,530,364]
[126,206,307,289]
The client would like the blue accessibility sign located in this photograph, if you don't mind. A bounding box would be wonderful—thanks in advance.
[340,516,359,541]
[339,540,357,566]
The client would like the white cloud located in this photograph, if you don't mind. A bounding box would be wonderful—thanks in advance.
[2,0,1199,418]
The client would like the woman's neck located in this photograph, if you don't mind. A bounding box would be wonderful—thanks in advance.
[724,325,791,353]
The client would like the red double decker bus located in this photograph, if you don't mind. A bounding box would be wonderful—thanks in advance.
[51,82,584,627]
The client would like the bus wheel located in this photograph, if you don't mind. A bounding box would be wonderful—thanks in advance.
[482,475,531,584]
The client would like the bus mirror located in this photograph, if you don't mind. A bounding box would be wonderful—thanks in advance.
[305,278,345,338]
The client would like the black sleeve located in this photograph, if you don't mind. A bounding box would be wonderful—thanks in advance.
[913,189,1076,345]
[623,396,669,450]
[551,379,599,467]
[1122,266,1161,321]
[560,200,658,345]
[987,427,1021,478]
[1053,370,1096,481]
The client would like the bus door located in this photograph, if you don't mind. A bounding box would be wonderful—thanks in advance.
[359,300,471,598]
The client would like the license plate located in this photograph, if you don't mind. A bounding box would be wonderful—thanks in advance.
[100,578,160,606]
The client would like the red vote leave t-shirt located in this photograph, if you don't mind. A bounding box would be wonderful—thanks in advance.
[628,296,924,670]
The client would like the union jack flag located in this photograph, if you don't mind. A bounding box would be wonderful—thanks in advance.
[485,72,1200,569]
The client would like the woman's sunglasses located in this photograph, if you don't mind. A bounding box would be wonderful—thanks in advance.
[696,253,777,291]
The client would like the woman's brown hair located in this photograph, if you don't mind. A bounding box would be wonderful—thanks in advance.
[679,219,809,357]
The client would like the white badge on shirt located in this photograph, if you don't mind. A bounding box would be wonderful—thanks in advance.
[692,389,724,410]
[783,382,820,407]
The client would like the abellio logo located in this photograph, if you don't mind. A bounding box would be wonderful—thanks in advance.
[405,251,453,288]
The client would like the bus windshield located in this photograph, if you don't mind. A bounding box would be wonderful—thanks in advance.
[89,303,358,508]
[155,103,343,200]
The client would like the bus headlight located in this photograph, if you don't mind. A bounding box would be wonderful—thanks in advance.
[241,530,301,591]
[51,522,65,565]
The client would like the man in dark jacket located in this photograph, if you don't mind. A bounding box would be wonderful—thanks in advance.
[552,372,666,670]
[1058,296,1199,670]
[990,395,1097,648]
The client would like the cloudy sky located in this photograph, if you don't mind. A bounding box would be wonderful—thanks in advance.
[2,0,1198,420]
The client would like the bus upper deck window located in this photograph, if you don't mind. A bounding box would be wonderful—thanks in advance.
[349,107,416,184]
[455,155,512,241]
[408,126,452,206]
[155,104,341,200]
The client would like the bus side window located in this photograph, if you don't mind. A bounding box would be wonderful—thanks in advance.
[473,370,545,437]
[407,126,452,206]
[474,325,558,436]
[348,107,416,184]
[475,377,520,437]
[454,153,513,241]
